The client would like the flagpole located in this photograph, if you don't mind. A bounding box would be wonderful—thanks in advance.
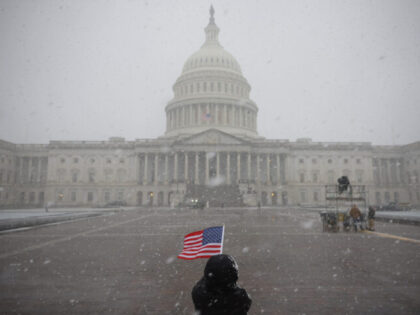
[220,225,225,254]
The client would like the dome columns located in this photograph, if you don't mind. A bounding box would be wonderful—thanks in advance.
[165,102,258,137]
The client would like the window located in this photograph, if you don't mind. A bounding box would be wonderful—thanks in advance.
[71,191,77,202]
[104,169,113,182]
[300,191,306,202]
[375,192,381,205]
[343,158,348,164]
[117,191,124,201]
[87,192,94,202]
[104,191,110,202]
[313,191,319,202]
[57,169,66,182]
[328,159,332,164]
[29,192,35,203]
[90,158,95,164]
[299,173,305,183]
[88,169,95,183]
[73,157,79,163]
[356,170,363,183]
[72,172,78,183]
[356,159,361,164]
[394,192,399,203]
[312,173,318,183]
[327,170,335,184]
[384,191,390,204]
[60,158,66,163]
[312,158,317,164]
[299,159,304,164]
[106,158,112,164]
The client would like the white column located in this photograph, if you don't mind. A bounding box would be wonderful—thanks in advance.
[266,154,271,184]
[216,152,220,176]
[206,104,210,125]
[190,105,193,125]
[165,154,169,184]
[256,154,260,184]
[143,154,148,185]
[174,153,178,182]
[184,152,188,182]
[237,152,241,183]
[195,153,199,184]
[227,153,231,184]
[276,154,280,184]
[205,153,209,184]
[154,154,158,185]
[247,153,251,181]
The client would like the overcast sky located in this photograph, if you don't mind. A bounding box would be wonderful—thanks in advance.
[1,0,419,145]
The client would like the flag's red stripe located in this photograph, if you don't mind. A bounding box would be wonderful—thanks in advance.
[179,246,222,256]
[180,248,221,255]
[183,241,202,247]
[178,255,215,260]
[184,230,203,238]
[184,238,202,245]
[178,251,221,259]
[181,244,221,251]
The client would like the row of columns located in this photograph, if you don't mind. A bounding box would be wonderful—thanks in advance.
[373,158,404,185]
[138,152,285,186]
[15,157,48,184]
[167,104,256,131]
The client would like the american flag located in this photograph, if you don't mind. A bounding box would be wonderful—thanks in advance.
[202,112,211,121]
[178,226,224,260]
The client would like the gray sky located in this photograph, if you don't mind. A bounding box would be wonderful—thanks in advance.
[1,0,419,145]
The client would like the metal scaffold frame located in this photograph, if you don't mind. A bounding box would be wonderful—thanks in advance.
[321,184,368,232]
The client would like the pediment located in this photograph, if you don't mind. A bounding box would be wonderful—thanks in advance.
[178,129,247,145]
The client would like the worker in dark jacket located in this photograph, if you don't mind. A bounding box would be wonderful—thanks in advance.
[338,176,350,194]
[192,254,252,314]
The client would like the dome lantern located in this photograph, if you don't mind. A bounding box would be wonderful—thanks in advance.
[203,5,221,47]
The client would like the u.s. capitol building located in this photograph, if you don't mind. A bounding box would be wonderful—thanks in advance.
[1,8,419,209]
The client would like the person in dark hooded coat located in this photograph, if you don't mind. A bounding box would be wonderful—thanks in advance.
[192,254,252,315]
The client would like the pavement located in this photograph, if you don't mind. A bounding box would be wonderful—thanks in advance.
[1,207,419,233]
[0,206,420,314]
[0,208,124,232]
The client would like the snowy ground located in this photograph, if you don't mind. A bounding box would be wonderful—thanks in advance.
[1,207,419,314]
[376,210,420,222]
[1,206,420,223]
[0,207,129,221]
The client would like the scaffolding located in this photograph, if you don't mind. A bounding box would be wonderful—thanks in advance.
[321,184,368,232]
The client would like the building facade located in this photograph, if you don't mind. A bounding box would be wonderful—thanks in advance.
[1,8,419,208]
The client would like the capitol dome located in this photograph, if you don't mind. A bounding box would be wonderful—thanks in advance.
[164,6,259,139]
